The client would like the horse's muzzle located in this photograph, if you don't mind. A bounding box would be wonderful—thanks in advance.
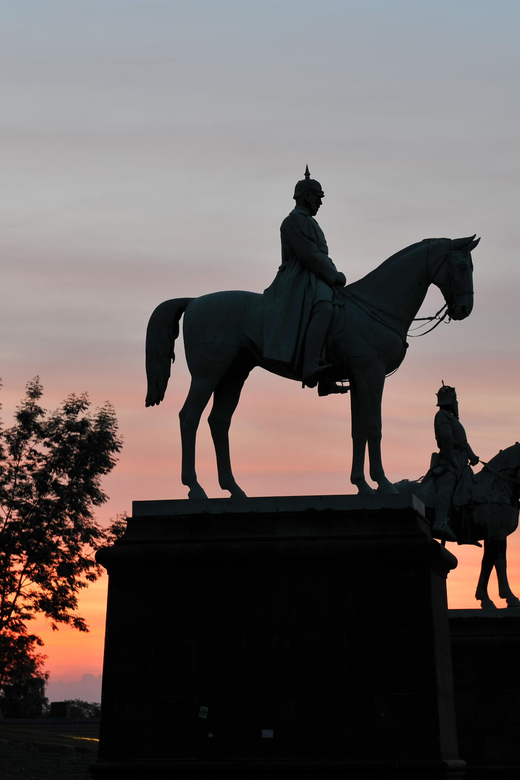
[449,294,474,321]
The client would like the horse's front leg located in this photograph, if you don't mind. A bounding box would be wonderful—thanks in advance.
[349,381,373,495]
[494,538,520,607]
[475,540,498,609]
[350,360,397,495]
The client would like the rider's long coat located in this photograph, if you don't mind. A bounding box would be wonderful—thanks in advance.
[262,205,341,367]
[421,409,477,512]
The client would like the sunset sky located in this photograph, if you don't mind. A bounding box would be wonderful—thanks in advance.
[2,1,520,701]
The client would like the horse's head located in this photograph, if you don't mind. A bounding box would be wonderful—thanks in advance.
[490,442,520,475]
[483,443,520,503]
[432,235,478,321]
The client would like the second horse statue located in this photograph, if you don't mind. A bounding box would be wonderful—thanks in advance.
[146,236,478,499]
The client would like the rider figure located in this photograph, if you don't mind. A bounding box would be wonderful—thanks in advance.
[429,383,479,541]
[262,167,347,391]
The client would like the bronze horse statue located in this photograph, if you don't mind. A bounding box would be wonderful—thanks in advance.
[146,236,478,500]
[472,445,520,608]
[399,443,520,609]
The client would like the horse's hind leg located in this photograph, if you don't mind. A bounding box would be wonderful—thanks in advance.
[179,376,218,500]
[495,538,520,607]
[476,540,498,609]
[208,361,251,498]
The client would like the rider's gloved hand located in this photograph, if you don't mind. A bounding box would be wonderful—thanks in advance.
[335,272,347,287]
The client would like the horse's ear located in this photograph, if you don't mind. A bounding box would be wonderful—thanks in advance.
[452,235,479,251]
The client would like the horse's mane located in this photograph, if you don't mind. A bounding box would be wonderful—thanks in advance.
[344,238,452,337]
[347,238,448,294]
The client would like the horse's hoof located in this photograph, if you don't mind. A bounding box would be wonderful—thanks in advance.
[188,485,209,500]
[229,488,247,499]
[479,600,498,610]
[353,481,376,496]
[376,482,399,495]
[476,590,498,609]
[506,597,520,608]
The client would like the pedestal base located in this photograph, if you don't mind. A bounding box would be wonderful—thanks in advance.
[91,495,461,778]
[91,758,466,779]
[449,609,520,777]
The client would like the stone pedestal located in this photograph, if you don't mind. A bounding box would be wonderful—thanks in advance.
[91,495,463,779]
[449,609,520,776]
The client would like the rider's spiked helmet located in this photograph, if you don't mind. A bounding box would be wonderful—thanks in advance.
[436,382,457,408]
[293,165,324,199]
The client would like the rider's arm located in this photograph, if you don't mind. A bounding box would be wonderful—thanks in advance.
[281,215,344,287]
[465,443,479,466]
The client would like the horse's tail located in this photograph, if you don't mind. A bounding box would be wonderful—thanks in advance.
[145,298,193,407]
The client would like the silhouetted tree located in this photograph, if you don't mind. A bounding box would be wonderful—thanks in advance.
[0,378,123,710]
[0,631,48,717]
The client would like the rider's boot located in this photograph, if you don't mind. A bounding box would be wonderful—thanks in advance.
[302,302,333,388]
[432,481,458,542]
[318,379,349,396]
[431,517,457,543]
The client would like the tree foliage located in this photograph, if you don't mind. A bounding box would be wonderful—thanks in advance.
[0,378,123,712]
[54,698,102,719]
[0,631,48,717]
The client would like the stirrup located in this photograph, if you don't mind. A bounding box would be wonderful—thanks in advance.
[318,380,350,397]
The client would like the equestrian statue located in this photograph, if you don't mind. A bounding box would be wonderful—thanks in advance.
[397,384,520,610]
[145,168,478,500]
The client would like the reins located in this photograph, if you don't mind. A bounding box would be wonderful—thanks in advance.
[408,304,450,337]
[408,240,453,338]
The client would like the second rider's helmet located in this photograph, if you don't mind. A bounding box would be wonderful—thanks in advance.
[436,382,457,408]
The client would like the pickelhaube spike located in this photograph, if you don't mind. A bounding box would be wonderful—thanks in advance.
[293,165,324,200]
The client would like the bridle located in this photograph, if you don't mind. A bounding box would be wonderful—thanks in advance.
[409,239,473,338]
[481,453,520,490]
